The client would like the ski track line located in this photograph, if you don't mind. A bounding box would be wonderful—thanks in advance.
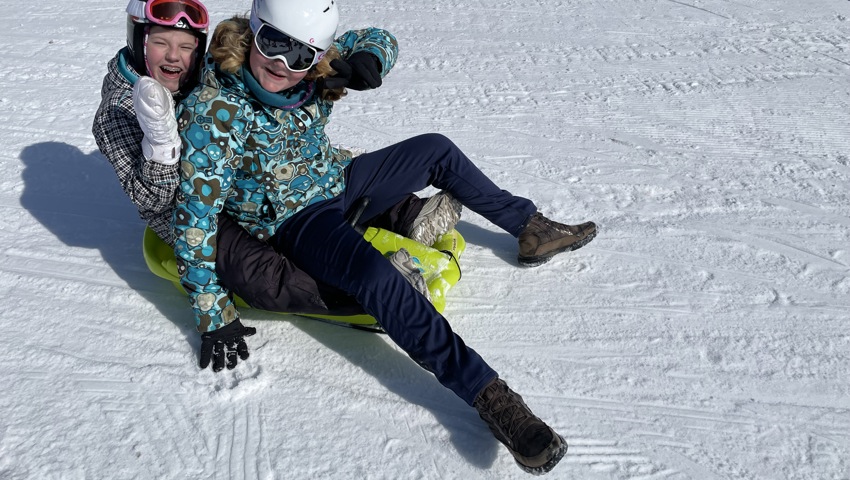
[653,447,726,480]
[555,404,847,478]
[39,346,165,370]
[817,51,850,68]
[257,403,274,480]
[590,247,775,284]
[1,259,139,292]
[0,122,97,143]
[0,201,144,227]
[601,232,845,286]
[68,373,215,475]
[554,436,678,478]
[665,0,732,20]
[228,402,250,480]
[0,246,122,269]
[708,228,849,270]
[154,403,194,476]
[761,197,850,229]
[170,401,220,476]
[540,393,850,440]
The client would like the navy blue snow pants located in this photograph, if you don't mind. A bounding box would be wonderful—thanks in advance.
[272,134,537,405]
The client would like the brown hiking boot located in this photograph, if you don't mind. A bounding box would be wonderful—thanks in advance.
[517,213,596,267]
[473,377,568,475]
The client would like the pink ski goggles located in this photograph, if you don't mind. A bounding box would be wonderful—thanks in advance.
[145,0,209,30]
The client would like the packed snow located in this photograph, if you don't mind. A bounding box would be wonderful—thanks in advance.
[1,0,848,478]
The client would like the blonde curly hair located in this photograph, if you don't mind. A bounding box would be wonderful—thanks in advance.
[208,16,346,101]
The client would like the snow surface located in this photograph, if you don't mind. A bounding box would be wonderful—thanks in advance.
[1,0,849,478]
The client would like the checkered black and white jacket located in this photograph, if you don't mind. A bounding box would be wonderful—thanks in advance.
[92,49,180,246]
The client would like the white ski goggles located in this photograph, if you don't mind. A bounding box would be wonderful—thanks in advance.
[254,23,325,73]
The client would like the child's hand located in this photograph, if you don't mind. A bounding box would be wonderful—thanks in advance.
[132,76,181,165]
[319,52,383,92]
[199,320,257,372]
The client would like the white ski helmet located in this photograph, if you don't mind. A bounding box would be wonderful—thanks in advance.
[249,0,340,51]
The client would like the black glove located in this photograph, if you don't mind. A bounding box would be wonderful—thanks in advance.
[199,320,257,372]
[320,52,383,91]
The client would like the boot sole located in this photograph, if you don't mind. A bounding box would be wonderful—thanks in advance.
[517,230,597,267]
[515,434,568,475]
[408,194,462,246]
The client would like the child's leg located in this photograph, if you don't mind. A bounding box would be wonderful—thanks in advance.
[344,133,537,237]
[274,199,497,405]
[215,214,364,315]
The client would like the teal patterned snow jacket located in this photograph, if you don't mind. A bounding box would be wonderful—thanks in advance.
[174,28,398,332]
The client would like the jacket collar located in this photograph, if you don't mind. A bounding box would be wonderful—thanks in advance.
[116,47,141,86]
[240,65,315,110]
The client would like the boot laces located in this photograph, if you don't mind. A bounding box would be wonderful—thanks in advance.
[482,383,533,440]
[531,213,582,238]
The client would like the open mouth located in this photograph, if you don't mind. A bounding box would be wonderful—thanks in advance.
[159,65,183,79]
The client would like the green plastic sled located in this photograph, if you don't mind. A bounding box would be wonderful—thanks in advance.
[142,225,465,327]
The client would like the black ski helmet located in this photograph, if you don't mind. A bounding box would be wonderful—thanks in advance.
[125,0,209,92]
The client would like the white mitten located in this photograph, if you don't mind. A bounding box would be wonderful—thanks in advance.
[132,77,181,165]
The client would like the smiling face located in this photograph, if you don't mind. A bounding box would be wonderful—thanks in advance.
[248,41,309,93]
[144,25,199,93]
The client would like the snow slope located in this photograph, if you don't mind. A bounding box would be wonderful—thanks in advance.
[1,0,848,478]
